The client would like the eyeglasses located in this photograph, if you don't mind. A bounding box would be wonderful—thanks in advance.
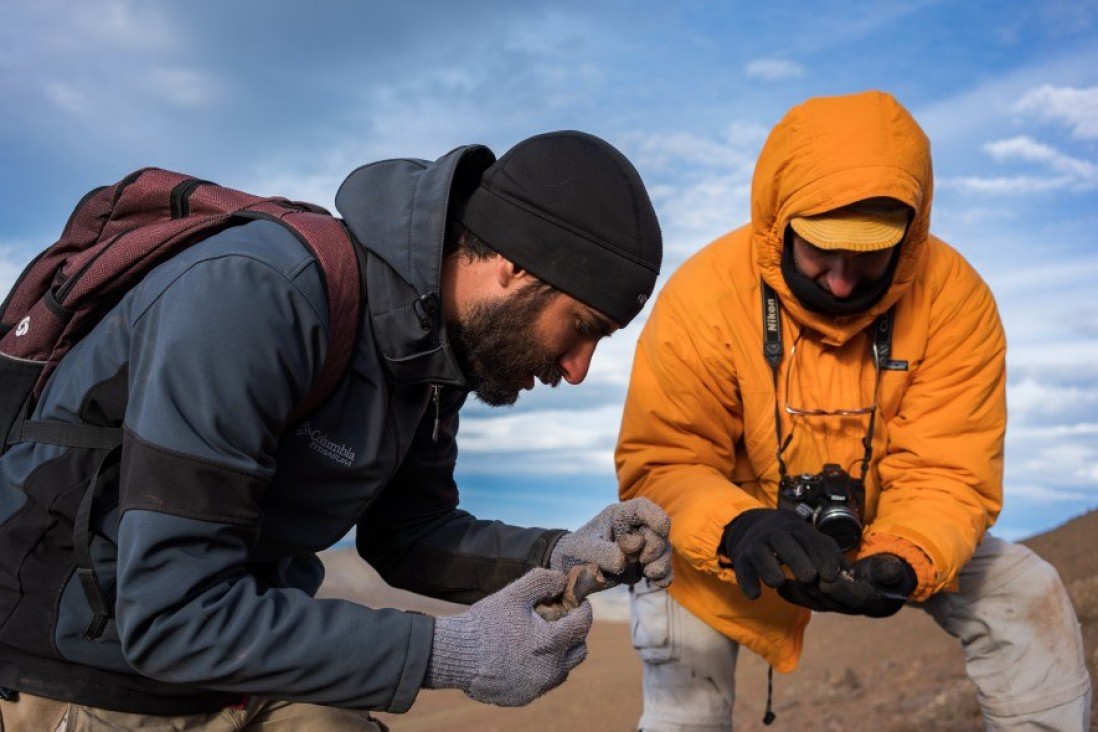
[783,337,881,418]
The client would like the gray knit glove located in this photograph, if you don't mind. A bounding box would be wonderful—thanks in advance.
[549,498,672,588]
[424,568,592,707]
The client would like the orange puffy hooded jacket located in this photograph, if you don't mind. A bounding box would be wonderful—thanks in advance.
[616,91,1006,671]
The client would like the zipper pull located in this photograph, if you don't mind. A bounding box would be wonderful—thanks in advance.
[431,385,442,442]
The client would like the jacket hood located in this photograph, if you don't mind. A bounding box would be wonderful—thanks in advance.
[751,90,933,344]
[335,144,496,385]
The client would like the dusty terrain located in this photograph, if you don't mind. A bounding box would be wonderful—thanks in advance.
[318,510,1098,731]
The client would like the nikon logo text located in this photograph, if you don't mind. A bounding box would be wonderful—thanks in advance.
[765,300,779,335]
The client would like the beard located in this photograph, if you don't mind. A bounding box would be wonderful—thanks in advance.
[448,283,564,407]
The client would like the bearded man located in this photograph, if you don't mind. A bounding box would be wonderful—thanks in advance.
[0,131,671,730]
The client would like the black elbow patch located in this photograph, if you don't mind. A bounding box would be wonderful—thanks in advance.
[120,430,265,525]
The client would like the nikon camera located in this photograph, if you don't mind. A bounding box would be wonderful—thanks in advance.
[778,463,866,551]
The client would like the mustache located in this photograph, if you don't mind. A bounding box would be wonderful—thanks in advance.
[538,363,563,387]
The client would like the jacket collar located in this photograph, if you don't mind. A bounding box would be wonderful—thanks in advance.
[335,144,496,386]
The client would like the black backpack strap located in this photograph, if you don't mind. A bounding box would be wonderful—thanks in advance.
[15,420,123,450]
[73,444,122,640]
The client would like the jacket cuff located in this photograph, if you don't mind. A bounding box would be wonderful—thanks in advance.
[676,500,754,583]
[535,529,570,569]
[388,612,435,713]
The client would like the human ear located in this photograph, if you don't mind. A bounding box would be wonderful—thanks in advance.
[494,255,531,289]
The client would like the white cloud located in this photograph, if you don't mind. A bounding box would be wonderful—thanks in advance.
[1013,440,1098,479]
[745,58,804,80]
[652,175,751,260]
[456,403,623,474]
[78,1,177,50]
[1014,84,1098,139]
[630,131,753,172]
[43,83,92,117]
[1005,482,1093,502]
[27,1,177,55]
[983,135,1057,163]
[1009,378,1098,423]
[625,122,765,261]
[983,135,1097,179]
[914,46,1098,153]
[586,329,644,388]
[940,135,1097,193]
[145,67,225,109]
[939,206,1018,227]
[459,405,622,453]
[1009,423,1098,440]
[936,173,1075,194]
[39,66,223,121]
[462,447,617,478]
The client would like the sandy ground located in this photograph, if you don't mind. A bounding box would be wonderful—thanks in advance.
[319,510,1098,731]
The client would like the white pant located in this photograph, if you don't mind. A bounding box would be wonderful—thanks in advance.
[630,536,1092,731]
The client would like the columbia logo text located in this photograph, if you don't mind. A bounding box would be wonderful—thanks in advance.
[296,422,356,466]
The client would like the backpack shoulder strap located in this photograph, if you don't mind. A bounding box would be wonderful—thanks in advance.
[231,204,365,424]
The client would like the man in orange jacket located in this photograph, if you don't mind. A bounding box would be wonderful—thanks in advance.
[617,91,1091,730]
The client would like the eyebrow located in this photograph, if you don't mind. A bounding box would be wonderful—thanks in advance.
[587,310,617,338]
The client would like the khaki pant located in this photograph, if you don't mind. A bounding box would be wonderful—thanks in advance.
[0,692,388,731]
[630,536,1093,731]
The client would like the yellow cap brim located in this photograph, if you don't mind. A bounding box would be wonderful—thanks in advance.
[789,207,908,253]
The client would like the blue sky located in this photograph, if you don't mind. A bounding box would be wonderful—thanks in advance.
[2,1,1096,541]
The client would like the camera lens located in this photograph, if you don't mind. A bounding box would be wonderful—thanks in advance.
[815,506,862,552]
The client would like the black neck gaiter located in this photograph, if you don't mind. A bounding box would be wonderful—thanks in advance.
[780,229,901,316]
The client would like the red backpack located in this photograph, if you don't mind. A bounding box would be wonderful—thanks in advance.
[0,168,364,641]
[0,167,363,454]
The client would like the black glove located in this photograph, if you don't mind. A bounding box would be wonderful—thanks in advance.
[720,508,846,600]
[778,553,916,618]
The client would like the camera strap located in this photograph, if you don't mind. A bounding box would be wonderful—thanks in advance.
[761,282,792,476]
[760,281,895,481]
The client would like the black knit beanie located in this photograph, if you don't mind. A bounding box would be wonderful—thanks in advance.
[455,131,662,326]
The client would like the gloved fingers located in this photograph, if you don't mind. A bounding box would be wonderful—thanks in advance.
[512,567,570,606]
[751,544,793,590]
[541,598,593,648]
[856,554,910,589]
[767,531,820,583]
[640,540,673,588]
[580,541,628,576]
[733,555,768,599]
[635,526,669,565]
[830,576,906,617]
[561,640,589,673]
[608,527,668,587]
[789,529,844,582]
[616,531,645,557]
[818,575,876,611]
[777,582,833,612]
[613,497,671,538]
[643,563,673,589]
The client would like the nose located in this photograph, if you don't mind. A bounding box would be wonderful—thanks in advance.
[557,340,598,385]
[825,256,859,298]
